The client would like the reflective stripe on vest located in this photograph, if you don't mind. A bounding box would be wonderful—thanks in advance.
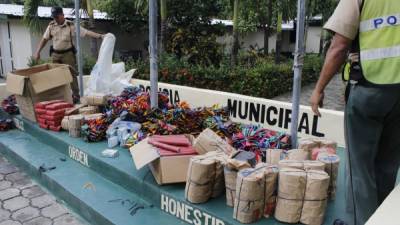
[359,0,400,85]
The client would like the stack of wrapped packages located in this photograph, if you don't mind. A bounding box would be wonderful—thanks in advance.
[182,128,341,225]
[35,100,73,131]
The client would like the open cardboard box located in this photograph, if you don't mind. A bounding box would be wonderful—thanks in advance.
[130,136,197,185]
[6,64,73,122]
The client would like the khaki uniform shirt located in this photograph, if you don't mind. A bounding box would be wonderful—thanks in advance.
[43,19,101,50]
[324,0,363,40]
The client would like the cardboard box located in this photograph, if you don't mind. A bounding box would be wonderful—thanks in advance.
[130,137,197,185]
[6,64,73,122]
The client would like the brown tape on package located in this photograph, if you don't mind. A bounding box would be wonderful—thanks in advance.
[233,165,266,224]
[185,156,217,204]
[68,115,83,129]
[300,170,330,225]
[224,167,237,207]
[265,149,284,165]
[210,152,228,198]
[275,168,330,225]
[263,165,279,218]
[81,95,107,106]
[279,160,325,171]
[79,106,99,115]
[317,153,340,200]
[298,138,321,152]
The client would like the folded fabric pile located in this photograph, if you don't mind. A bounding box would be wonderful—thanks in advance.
[231,125,291,162]
[35,100,73,131]
[1,95,19,115]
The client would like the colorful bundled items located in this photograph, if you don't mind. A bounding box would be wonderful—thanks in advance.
[0,119,14,131]
[275,168,330,225]
[317,153,340,200]
[232,125,291,162]
[81,115,109,142]
[1,95,19,115]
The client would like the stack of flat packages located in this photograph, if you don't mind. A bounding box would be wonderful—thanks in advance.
[62,113,103,130]
[286,149,311,160]
[233,165,266,223]
[265,149,284,165]
[185,151,227,203]
[278,160,325,171]
[224,151,256,207]
[317,153,340,200]
[68,115,84,137]
[35,100,73,131]
[80,95,107,106]
[79,106,99,115]
[275,168,330,225]
[299,138,337,160]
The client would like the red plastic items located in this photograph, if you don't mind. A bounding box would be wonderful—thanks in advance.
[45,102,73,110]
[46,120,62,127]
[37,118,46,124]
[45,108,65,116]
[40,114,64,121]
[35,100,64,109]
[311,147,336,160]
[49,125,61,132]
[39,123,49,129]
[148,135,197,156]
[34,108,46,115]
[150,135,191,146]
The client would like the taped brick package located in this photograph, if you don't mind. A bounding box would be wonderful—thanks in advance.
[34,100,72,132]
[275,168,330,225]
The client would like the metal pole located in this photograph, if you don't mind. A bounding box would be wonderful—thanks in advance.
[74,0,84,97]
[290,0,306,148]
[149,0,158,108]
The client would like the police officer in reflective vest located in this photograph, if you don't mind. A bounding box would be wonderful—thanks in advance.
[310,0,400,224]
[34,6,103,102]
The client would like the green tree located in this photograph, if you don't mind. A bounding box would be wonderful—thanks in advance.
[231,0,239,66]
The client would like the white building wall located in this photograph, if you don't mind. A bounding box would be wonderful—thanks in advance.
[8,19,32,69]
[305,26,322,53]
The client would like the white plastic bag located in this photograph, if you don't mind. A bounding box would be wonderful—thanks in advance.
[85,33,133,96]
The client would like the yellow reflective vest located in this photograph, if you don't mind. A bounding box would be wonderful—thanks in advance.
[359,0,400,85]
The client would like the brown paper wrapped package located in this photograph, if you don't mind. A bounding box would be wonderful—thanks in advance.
[68,115,83,137]
[317,153,340,200]
[263,165,279,218]
[265,149,284,165]
[275,168,330,225]
[193,128,233,155]
[298,138,337,152]
[233,165,266,223]
[224,157,252,207]
[79,106,99,115]
[185,156,216,203]
[286,149,310,160]
[279,160,325,171]
[81,95,107,106]
[185,151,228,203]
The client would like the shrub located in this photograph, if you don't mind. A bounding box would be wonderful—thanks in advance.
[127,53,322,99]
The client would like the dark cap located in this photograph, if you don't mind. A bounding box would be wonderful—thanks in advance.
[51,6,63,18]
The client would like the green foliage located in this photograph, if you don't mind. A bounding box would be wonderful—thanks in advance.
[127,53,322,99]
[97,0,148,32]
[27,56,50,67]
[83,55,97,75]
[165,0,227,66]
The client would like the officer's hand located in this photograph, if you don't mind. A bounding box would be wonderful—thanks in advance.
[34,52,40,61]
[310,89,324,117]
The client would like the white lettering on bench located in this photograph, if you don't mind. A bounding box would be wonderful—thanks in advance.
[68,145,89,167]
[161,194,225,225]
[13,118,24,131]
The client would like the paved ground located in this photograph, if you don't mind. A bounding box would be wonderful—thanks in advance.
[0,156,86,225]
[273,74,346,111]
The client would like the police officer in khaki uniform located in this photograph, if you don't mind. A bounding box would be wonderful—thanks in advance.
[310,0,400,225]
[34,6,103,101]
